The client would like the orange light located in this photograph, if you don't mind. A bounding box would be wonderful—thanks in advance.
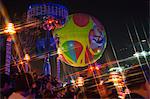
[89,66,94,71]
[4,23,16,34]
[48,20,53,24]
[24,54,30,61]
[95,66,99,70]
[76,77,84,86]
[19,61,24,65]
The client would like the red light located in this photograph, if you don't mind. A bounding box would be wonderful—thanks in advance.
[48,20,52,24]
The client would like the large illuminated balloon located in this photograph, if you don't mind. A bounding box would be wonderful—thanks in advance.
[54,13,107,67]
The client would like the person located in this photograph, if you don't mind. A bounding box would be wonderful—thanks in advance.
[8,73,33,99]
[31,80,43,98]
[32,72,38,81]
[43,81,56,98]
[0,74,13,99]
[125,65,150,99]
[62,84,76,99]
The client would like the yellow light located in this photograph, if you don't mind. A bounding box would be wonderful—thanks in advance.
[76,77,84,86]
[4,23,16,34]
[97,49,100,53]
[89,66,94,71]
[114,83,119,86]
[95,66,99,70]
[57,48,62,54]
[24,54,30,61]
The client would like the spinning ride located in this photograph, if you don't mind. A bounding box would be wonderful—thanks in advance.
[15,2,68,76]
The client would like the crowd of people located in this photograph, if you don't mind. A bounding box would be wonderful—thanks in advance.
[0,72,80,99]
[0,65,150,99]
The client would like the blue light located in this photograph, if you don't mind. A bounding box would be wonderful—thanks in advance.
[29,6,32,9]
[29,2,68,11]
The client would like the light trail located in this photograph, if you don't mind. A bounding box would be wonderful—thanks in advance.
[109,37,129,98]
[0,20,40,34]
[133,22,150,69]
[141,22,150,48]
[0,0,9,24]
[82,64,147,91]
[0,1,26,72]
[126,24,149,82]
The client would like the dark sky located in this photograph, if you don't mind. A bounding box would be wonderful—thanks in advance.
[1,0,149,49]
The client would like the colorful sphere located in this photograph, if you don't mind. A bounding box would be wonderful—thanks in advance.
[55,13,107,67]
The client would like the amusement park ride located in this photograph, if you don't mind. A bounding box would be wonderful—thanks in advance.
[3,2,68,77]
[0,2,149,99]
[2,2,107,76]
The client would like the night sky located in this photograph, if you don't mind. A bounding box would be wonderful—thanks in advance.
[1,0,149,50]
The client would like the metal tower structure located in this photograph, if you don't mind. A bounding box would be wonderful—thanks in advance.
[25,2,68,78]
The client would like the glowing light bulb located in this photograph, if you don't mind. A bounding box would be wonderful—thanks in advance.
[76,77,84,86]
[89,66,94,71]
[95,66,99,70]
[24,54,30,61]
[57,48,62,54]
[4,23,16,34]
[19,61,24,65]
[133,52,140,57]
